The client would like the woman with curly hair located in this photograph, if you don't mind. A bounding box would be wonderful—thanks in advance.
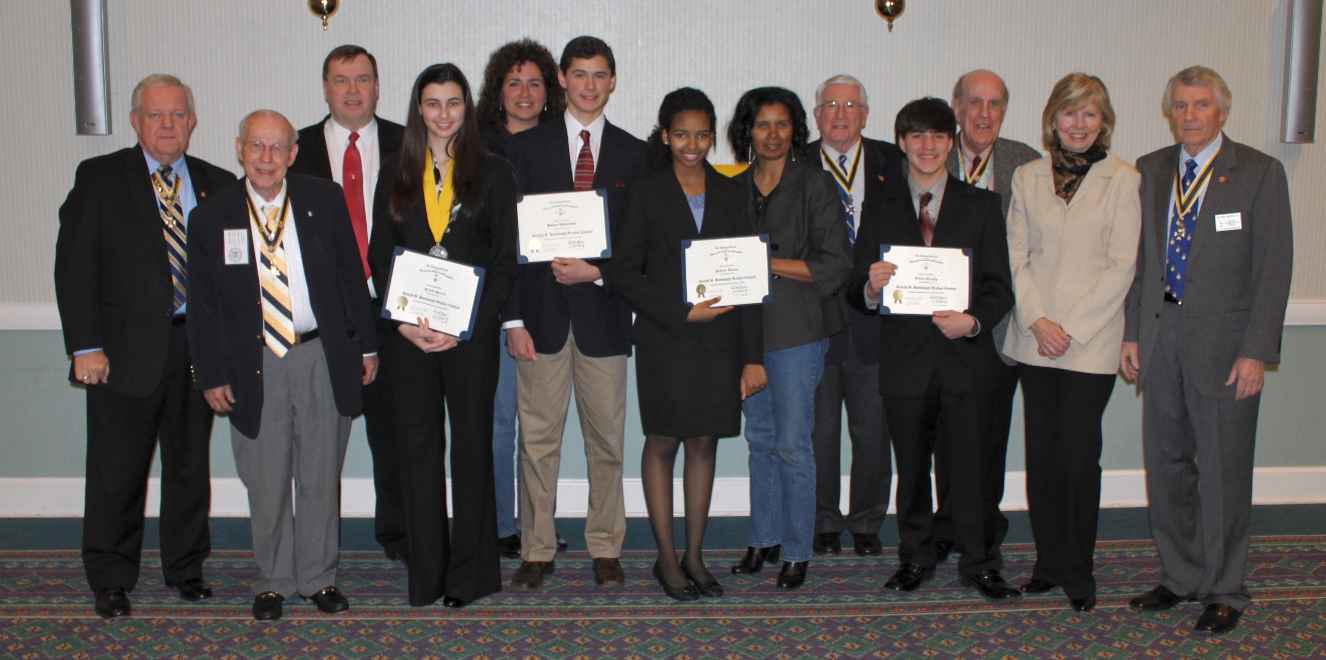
[476,38,566,157]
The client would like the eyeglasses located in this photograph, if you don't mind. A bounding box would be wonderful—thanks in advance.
[817,100,865,113]
[242,140,291,157]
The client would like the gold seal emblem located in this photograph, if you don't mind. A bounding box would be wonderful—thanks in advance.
[891,290,904,304]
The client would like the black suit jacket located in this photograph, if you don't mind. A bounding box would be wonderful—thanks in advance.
[850,176,1012,397]
[368,152,519,343]
[289,115,405,180]
[186,174,378,437]
[613,163,763,363]
[503,115,644,357]
[805,137,905,365]
[55,146,236,397]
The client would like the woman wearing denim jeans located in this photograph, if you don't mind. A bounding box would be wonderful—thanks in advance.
[725,87,853,589]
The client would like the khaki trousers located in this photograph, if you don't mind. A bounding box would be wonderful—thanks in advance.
[516,329,626,561]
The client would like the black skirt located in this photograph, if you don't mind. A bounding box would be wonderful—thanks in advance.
[635,342,744,438]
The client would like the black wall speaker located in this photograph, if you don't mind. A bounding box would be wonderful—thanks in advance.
[1281,0,1323,143]
[70,0,110,136]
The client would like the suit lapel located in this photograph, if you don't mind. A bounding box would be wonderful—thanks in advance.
[125,147,163,229]
[1150,145,1180,270]
[932,179,965,246]
[594,121,620,191]
[546,115,575,190]
[1188,137,1238,267]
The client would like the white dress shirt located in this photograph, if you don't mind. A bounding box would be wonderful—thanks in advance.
[819,140,865,236]
[324,117,380,297]
[247,179,316,334]
[565,110,606,175]
[958,143,995,191]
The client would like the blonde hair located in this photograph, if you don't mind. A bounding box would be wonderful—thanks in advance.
[1041,73,1115,151]
[1162,65,1232,115]
[130,73,195,114]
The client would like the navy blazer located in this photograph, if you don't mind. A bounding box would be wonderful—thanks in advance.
[186,174,378,437]
[503,115,644,357]
[850,176,1012,397]
[55,146,236,396]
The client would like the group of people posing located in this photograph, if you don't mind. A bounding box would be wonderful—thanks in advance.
[55,33,1291,637]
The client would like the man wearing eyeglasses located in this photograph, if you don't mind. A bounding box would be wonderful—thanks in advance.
[804,74,904,557]
[931,69,1040,567]
[187,110,378,621]
[55,73,236,619]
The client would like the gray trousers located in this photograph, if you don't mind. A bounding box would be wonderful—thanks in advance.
[1143,303,1260,610]
[230,339,351,597]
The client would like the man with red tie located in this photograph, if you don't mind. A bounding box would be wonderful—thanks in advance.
[290,45,407,562]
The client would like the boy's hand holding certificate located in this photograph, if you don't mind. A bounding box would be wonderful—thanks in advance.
[875,245,970,316]
[382,248,485,340]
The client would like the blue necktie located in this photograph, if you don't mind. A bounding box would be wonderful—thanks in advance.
[1165,158,1199,301]
[837,154,855,245]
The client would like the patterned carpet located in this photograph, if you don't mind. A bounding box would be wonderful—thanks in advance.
[2,537,1324,657]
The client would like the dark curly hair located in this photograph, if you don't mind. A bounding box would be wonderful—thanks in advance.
[726,87,810,164]
[475,38,565,132]
[644,87,716,172]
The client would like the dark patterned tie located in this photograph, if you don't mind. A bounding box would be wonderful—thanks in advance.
[573,129,594,191]
[837,154,855,245]
[1165,159,1199,301]
[918,191,935,246]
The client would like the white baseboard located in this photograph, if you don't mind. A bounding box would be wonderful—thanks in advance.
[2,467,1323,518]
[8,301,1326,330]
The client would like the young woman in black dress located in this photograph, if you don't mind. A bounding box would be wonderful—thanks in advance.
[614,87,767,600]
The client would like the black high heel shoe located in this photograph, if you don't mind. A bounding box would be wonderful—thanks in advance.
[730,544,782,575]
[653,561,699,601]
[680,553,724,597]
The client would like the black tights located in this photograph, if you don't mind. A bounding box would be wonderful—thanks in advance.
[641,434,718,588]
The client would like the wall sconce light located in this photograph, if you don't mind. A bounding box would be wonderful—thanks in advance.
[875,0,905,32]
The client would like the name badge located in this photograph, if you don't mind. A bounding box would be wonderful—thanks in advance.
[1214,212,1243,232]
[224,228,250,265]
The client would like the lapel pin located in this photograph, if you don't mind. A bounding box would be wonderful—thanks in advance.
[878,175,886,182]
[1217,175,1228,183]
[307,210,313,217]
[199,191,207,199]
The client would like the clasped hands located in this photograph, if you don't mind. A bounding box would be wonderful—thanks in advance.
[867,260,976,339]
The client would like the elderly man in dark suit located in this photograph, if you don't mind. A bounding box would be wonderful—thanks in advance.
[503,35,644,591]
[853,97,1018,600]
[804,74,904,557]
[55,73,236,619]
[187,110,378,621]
[932,69,1040,566]
[1122,66,1292,635]
[289,44,407,562]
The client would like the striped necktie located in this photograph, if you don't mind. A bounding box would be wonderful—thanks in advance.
[258,205,296,358]
[573,129,594,191]
[151,165,188,314]
[837,154,856,245]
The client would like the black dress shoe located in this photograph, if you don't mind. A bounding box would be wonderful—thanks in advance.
[680,553,723,597]
[731,545,781,575]
[592,558,625,587]
[252,591,283,621]
[776,561,808,590]
[171,578,213,602]
[884,563,934,591]
[511,561,554,590]
[1194,604,1241,634]
[813,532,842,555]
[1070,594,1097,612]
[934,538,956,563]
[1020,578,1057,594]
[962,570,1021,600]
[442,596,468,608]
[1129,585,1192,611]
[308,585,349,613]
[852,533,882,556]
[94,587,131,619]
[497,534,522,560]
[652,561,700,601]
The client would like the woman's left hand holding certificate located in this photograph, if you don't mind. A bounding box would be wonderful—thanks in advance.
[399,318,459,353]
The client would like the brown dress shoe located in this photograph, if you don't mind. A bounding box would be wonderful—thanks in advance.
[511,561,554,590]
[592,558,625,587]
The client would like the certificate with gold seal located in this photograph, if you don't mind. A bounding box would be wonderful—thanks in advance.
[681,235,771,307]
[516,190,611,263]
[381,247,486,340]
[877,245,970,316]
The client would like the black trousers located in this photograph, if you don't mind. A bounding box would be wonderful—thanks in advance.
[82,322,213,591]
[812,355,891,536]
[387,331,501,606]
[932,360,1018,558]
[884,370,998,577]
[1020,364,1116,599]
[362,309,405,556]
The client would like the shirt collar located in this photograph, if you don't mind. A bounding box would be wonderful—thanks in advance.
[565,110,606,139]
[246,178,288,208]
[908,173,947,202]
[329,116,377,143]
[142,148,188,177]
[1179,132,1222,171]
[959,135,994,168]
[821,139,861,163]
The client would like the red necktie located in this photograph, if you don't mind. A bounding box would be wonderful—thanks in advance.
[573,129,595,191]
[918,191,935,246]
[968,154,982,178]
[344,130,370,278]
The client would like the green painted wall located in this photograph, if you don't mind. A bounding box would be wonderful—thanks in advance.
[4,327,1324,478]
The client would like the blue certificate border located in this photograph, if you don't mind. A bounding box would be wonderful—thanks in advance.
[515,189,613,264]
[680,233,772,308]
[382,246,487,341]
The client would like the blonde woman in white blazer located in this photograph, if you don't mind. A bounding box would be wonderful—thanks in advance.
[1003,73,1140,612]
